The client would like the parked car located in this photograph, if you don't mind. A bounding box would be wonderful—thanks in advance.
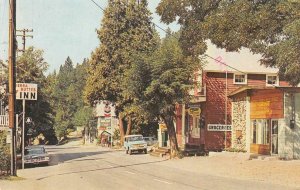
[24,146,50,166]
[124,135,147,155]
[143,137,157,146]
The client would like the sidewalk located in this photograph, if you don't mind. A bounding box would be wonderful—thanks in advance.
[158,152,300,188]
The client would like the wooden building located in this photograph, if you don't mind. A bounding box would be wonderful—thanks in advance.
[174,70,290,152]
[229,87,300,159]
[158,45,300,159]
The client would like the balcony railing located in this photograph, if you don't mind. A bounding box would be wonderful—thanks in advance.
[0,115,9,127]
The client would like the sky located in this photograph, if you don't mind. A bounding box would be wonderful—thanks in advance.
[0,0,274,75]
[0,0,179,73]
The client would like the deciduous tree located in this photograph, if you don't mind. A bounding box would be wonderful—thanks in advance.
[157,0,300,85]
[16,47,56,144]
[126,30,198,157]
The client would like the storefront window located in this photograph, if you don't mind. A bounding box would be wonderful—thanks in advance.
[251,119,270,145]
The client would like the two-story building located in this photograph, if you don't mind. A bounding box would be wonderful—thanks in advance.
[172,44,300,159]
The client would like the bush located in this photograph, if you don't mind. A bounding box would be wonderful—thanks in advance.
[225,147,247,153]
[0,132,10,175]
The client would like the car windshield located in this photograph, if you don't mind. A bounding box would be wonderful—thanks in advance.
[26,148,45,155]
[128,136,143,141]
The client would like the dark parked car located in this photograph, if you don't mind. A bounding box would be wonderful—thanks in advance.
[24,146,50,166]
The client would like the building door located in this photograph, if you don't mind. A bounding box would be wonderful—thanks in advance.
[271,120,278,154]
[250,119,270,155]
[162,131,168,147]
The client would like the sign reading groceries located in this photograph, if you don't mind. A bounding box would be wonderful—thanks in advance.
[207,124,232,131]
[16,83,37,100]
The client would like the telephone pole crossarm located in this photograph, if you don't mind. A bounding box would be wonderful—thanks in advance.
[16,29,33,52]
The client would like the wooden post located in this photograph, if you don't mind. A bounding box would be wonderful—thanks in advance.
[8,0,17,176]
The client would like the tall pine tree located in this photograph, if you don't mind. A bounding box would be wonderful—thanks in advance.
[53,57,76,139]
[84,0,159,143]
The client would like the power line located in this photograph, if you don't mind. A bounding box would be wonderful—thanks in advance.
[87,0,245,73]
[204,54,246,75]
[88,0,277,81]
[90,0,105,12]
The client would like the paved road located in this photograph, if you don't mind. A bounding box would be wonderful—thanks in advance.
[0,143,299,190]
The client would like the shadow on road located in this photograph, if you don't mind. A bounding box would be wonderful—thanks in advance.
[49,150,112,166]
[46,146,80,151]
[37,159,168,181]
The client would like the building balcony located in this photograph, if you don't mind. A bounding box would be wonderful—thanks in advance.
[0,115,9,130]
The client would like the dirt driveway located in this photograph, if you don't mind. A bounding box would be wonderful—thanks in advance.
[160,152,300,189]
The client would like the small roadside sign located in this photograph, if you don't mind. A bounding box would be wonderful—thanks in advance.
[26,117,32,124]
[16,83,37,100]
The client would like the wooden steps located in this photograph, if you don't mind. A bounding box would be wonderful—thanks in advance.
[150,147,170,158]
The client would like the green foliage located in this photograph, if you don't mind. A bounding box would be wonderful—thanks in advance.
[0,59,8,102]
[135,31,197,117]
[53,57,75,138]
[15,47,57,144]
[85,0,159,139]
[136,122,158,138]
[225,147,247,153]
[17,47,48,83]
[52,57,92,139]
[125,30,198,154]
[157,0,300,85]
[73,106,94,127]
[112,129,120,141]
[85,0,158,105]
[0,132,10,175]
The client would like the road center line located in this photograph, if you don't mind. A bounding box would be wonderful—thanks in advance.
[124,171,135,175]
[153,179,172,185]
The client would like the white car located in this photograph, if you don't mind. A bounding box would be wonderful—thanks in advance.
[143,137,157,146]
[124,135,147,155]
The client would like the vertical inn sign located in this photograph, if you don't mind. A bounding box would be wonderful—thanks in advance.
[16,83,38,100]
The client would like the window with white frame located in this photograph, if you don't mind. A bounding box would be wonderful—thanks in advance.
[266,75,279,86]
[234,74,247,84]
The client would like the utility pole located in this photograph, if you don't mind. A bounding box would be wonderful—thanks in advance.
[15,29,33,170]
[16,29,33,52]
[8,0,17,176]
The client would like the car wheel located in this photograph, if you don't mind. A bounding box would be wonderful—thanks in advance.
[144,149,147,154]
[129,149,132,155]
